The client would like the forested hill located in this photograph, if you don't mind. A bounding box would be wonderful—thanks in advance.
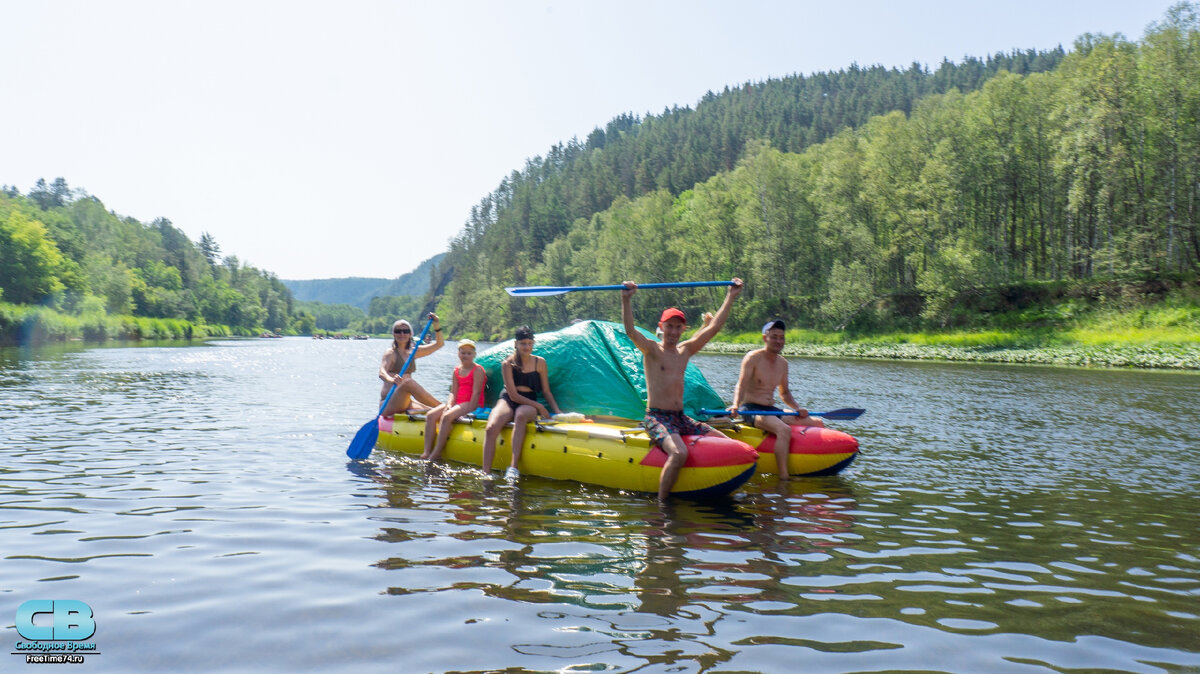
[434,6,1199,339]
[282,253,445,311]
[1,179,309,337]
[432,47,1068,334]
[282,277,388,309]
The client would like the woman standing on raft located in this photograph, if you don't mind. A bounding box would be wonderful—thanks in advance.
[481,326,562,479]
[379,313,444,417]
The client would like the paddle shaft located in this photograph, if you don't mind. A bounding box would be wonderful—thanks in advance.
[700,407,865,420]
[506,280,734,297]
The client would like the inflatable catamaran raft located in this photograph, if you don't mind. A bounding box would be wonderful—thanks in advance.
[374,320,858,496]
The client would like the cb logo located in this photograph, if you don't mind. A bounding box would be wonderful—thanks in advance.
[15,600,96,640]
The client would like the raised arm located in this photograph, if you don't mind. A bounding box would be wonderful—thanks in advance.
[414,313,444,357]
[621,281,655,353]
[682,277,743,354]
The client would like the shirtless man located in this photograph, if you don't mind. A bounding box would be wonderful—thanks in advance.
[621,278,744,501]
[729,319,824,480]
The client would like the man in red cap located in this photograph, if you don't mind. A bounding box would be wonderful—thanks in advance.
[620,278,744,501]
[729,319,824,480]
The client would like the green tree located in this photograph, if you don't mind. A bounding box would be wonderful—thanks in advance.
[0,210,67,304]
[199,232,222,267]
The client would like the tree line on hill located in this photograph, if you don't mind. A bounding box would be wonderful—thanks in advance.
[432,5,1198,337]
[298,295,426,334]
[281,253,445,311]
[0,180,312,339]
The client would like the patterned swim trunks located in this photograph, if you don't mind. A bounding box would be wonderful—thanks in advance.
[643,408,716,447]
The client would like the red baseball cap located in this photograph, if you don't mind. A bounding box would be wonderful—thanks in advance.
[659,307,686,324]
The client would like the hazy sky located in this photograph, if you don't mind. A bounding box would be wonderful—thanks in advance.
[2,1,1179,280]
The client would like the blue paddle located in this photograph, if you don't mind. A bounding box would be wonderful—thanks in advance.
[346,316,435,460]
[505,280,734,297]
[700,407,865,421]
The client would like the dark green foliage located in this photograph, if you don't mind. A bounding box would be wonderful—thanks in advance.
[297,301,365,331]
[434,9,1198,337]
[366,295,424,320]
[436,47,1070,336]
[0,181,308,340]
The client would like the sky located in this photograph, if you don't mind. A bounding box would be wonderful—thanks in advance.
[2,1,1181,281]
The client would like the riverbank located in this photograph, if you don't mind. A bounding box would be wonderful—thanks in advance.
[0,302,242,345]
[701,339,1200,370]
[705,286,1200,370]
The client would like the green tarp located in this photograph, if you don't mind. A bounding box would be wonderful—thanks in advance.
[474,320,725,420]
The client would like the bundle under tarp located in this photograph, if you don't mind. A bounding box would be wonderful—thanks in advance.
[474,320,724,420]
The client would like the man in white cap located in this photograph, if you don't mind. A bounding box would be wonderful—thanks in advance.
[729,319,824,480]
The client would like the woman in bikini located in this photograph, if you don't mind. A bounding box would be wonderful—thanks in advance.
[379,313,444,418]
[481,326,562,478]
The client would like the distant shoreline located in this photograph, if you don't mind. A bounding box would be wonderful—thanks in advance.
[699,340,1200,371]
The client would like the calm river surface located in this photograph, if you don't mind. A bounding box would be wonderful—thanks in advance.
[2,337,1198,673]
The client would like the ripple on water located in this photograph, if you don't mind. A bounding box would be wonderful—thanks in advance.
[1,340,1198,672]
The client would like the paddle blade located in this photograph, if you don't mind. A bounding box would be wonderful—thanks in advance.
[346,417,380,459]
[812,408,866,420]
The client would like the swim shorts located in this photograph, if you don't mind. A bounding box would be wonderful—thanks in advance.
[739,402,782,423]
[643,408,716,447]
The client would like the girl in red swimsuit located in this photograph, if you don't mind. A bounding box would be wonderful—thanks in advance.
[421,339,487,461]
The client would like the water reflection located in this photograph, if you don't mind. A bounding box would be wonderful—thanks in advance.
[5,338,1199,672]
[355,451,1200,671]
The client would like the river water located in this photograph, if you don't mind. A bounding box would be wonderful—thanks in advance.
[2,337,1198,673]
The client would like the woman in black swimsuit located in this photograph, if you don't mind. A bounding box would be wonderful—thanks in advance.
[481,326,561,478]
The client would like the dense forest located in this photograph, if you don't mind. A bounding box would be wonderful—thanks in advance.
[0,180,312,341]
[434,5,1198,338]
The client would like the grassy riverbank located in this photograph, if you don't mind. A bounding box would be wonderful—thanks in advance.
[0,302,243,345]
[706,299,1200,370]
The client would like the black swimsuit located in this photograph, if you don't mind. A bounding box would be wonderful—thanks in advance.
[500,360,543,405]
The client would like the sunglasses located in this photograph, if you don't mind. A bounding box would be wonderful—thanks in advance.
[393,328,411,334]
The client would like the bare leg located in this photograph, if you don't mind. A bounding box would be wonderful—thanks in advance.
[400,378,440,410]
[482,399,516,473]
[508,405,537,472]
[421,404,447,459]
[790,414,825,429]
[756,415,793,480]
[429,403,472,461]
[380,390,412,418]
[382,379,442,417]
[657,433,689,501]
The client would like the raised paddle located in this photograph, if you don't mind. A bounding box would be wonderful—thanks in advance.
[346,316,435,460]
[700,407,866,421]
[505,280,734,297]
